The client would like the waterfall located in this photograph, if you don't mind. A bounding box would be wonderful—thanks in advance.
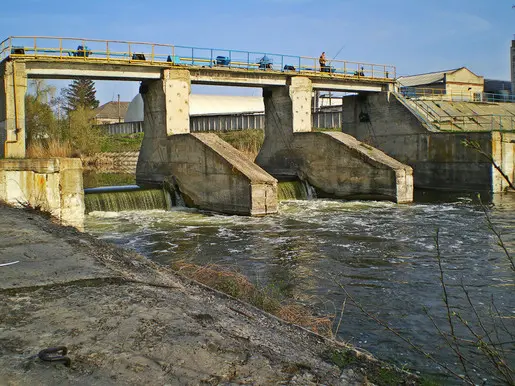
[173,190,186,207]
[84,186,170,213]
[277,180,317,201]
[303,180,317,200]
[162,178,186,207]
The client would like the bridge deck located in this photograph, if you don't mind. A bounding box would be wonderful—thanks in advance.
[1,36,395,92]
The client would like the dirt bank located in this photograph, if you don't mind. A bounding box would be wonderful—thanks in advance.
[0,204,418,385]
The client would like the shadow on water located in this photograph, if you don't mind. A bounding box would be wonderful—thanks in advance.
[414,188,493,205]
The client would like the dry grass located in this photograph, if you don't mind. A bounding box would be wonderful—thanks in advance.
[278,304,333,337]
[216,129,264,161]
[173,262,333,337]
[26,139,75,158]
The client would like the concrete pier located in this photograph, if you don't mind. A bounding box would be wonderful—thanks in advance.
[294,132,413,203]
[257,77,414,203]
[256,77,312,178]
[136,69,278,215]
[0,61,27,158]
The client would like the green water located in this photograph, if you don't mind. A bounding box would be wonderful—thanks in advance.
[277,181,313,200]
[83,171,136,189]
[83,180,315,214]
[84,189,169,213]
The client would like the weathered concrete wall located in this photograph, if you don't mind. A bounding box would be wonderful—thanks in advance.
[0,158,84,229]
[344,92,429,139]
[137,70,277,215]
[292,132,413,202]
[410,131,513,192]
[342,92,515,192]
[411,132,494,191]
[493,131,515,192]
[140,69,190,137]
[0,61,27,158]
[137,133,277,215]
[256,77,313,178]
[256,78,413,203]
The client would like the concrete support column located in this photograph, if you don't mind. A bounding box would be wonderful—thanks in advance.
[382,82,396,93]
[141,68,190,138]
[137,69,190,183]
[492,131,515,193]
[0,61,27,158]
[290,77,312,133]
[256,76,312,178]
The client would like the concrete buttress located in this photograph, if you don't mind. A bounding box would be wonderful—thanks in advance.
[136,69,278,215]
[0,61,27,158]
[256,76,413,203]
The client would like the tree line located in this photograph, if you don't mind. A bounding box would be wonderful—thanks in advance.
[25,78,104,157]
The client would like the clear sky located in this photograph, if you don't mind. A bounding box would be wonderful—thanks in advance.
[1,0,513,104]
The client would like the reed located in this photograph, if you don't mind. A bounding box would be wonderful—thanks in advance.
[216,129,264,161]
[26,139,74,158]
[173,262,332,336]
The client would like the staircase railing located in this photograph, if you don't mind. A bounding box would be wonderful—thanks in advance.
[394,92,515,131]
[393,92,439,131]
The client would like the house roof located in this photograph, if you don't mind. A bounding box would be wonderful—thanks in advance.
[95,101,130,120]
[397,68,463,87]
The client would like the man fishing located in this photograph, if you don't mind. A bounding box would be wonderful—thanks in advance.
[319,52,327,71]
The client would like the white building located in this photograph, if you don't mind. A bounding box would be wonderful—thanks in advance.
[125,94,265,122]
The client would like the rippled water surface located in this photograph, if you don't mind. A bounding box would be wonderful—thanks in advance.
[86,193,515,383]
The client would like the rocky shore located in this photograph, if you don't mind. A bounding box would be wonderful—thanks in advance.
[0,203,419,385]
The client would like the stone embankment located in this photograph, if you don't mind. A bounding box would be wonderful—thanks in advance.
[83,151,139,174]
[0,203,419,385]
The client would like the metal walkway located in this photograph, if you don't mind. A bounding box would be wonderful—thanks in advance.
[0,36,395,82]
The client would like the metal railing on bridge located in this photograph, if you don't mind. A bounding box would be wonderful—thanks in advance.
[0,36,395,80]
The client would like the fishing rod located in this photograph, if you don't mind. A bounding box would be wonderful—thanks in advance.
[332,44,346,61]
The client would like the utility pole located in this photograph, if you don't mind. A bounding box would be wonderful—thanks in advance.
[511,7,515,95]
[117,94,121,123]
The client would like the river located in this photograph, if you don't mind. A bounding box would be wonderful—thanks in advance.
[85,191,515,384]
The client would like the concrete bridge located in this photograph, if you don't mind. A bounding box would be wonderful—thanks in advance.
[0,36,413,216]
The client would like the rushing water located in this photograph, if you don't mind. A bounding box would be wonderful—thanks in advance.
[85,192,515,384]
[84,186,169,213]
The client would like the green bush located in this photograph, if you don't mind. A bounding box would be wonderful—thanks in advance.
[100,132,144,153]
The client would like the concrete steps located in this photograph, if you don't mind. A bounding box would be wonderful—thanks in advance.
[400,96,515,131]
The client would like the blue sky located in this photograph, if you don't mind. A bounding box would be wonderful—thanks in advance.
[1,0,513,104]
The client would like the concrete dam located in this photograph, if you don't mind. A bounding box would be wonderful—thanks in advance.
[0,36,414,222]
[342,92,515,194]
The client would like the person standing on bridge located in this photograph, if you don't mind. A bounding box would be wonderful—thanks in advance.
[319,52,327,71]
